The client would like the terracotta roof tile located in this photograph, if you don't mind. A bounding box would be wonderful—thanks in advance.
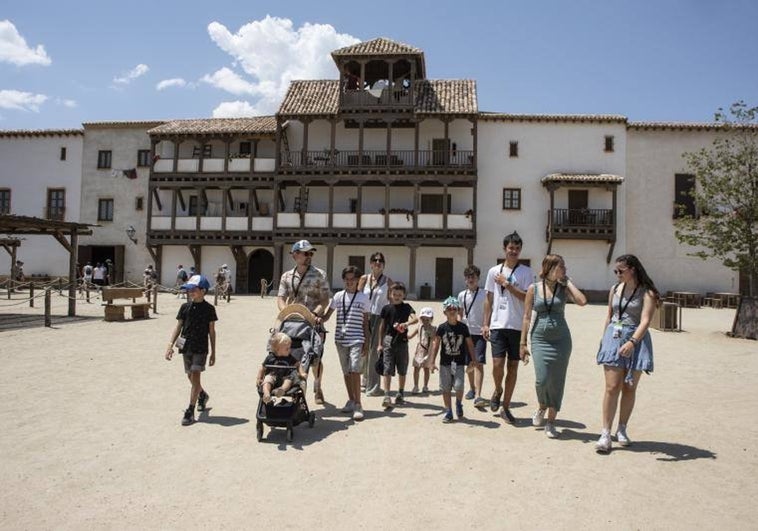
[331,37,423,57]
[147,116,277,136]
[542,173,625,184]
[480,113,627,124]
[0,129,83,137]
[627,121,758,131]
[277,79,477,117]
[83,121,165,129]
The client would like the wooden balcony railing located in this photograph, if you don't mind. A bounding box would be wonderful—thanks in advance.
[549,208,615,237]
[281,150,475,169]
[340,88,414,108]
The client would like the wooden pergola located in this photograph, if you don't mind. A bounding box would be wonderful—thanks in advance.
[0,214,94,316]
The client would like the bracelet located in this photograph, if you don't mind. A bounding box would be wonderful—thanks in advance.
[629,337,639,345]
[520,342,527,346]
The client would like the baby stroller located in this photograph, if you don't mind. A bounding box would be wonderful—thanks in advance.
[255,304,321,442]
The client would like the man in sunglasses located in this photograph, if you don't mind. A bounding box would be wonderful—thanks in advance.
[277,240,332,404]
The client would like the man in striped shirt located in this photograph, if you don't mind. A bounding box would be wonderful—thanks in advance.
[324,266,370,421]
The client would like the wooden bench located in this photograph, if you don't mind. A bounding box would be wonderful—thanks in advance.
[102,287,152,321]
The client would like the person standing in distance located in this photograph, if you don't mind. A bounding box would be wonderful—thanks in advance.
[481,231,533,424]
[277,240,332,405]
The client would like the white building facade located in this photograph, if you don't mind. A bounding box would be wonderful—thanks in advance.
[0,130,83,277]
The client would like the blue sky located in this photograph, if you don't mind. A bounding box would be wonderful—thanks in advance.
[1,0,757,129]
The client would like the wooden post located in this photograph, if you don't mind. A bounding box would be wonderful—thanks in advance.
[68,231,78,317]
[58,277,63,294]
[214,289,218,306]
[29,281,34,307]
[152,283,158,314]
[44,287,51,327]
[86,284,90,304]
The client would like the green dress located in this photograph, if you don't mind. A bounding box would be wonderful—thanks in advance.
[530,282,572,411]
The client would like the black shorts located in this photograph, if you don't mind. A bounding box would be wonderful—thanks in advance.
[472,334,487,364]
[382,335,409,376]
[490,329,521,361]
[183,351,208,373]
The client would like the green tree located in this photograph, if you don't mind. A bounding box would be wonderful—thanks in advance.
[674,101,758,299]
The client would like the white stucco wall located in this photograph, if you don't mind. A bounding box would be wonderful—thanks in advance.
[79,125,153,283]
[626,128,737,293]
[475,119,627,291]
[0,133,83,276]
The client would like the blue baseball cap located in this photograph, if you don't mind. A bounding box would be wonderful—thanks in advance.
[181,274,210,291]
[442,296,460,309]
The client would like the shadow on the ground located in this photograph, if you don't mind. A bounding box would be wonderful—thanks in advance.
[198,408,249,427]
[0,313,101,331]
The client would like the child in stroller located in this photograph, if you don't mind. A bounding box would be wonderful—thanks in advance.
[255,312,318,442]
[256,332,307,404]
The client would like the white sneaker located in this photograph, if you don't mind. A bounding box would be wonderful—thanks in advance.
[341,400,354,413]
[595,431,612,453]
[544,422,558,439]
[532,409,546,427]
[352,405,365,421]
[411,386,420,394]
[615,425,631,446]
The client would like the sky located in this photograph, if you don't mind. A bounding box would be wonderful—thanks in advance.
[1,0,757,130]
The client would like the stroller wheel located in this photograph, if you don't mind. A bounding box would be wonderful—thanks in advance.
[308,412,315,428]
[256,421,263,442]
[286,425,294,442]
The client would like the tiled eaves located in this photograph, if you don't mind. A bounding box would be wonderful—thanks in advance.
[480,112,627,124]
[331,37,423,57]
[147,116,278,136]
[0,129,83,137]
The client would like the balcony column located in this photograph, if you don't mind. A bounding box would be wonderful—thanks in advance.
[466,245,474,266]
[384,182,390,231]
[198,138,205,173]
[221,186,229,232]
[251,139,259,175]
[444,119,450,163]
[359,61,366,94]
[195,187,202,231]
[387,60,394,106]
[385,120,392,167]
[223,138,230,173]
[358,119,365,163]
[328,181,335,229]
[299,183,306,226]
[326,242,335,288]
[275,120,282,171]
[302,119,310,166]
[170,189,177,230]
[443,184,449,230]
[172,138,180,173]
[414,119,420,167]
[248,188,255,231]
[408,244,418,298]
[147,184,154,233]
[471,117,478,168]
[330,119,337,164]
[273,242,284,290]
[357,185,363,229]
[413,183,419,230]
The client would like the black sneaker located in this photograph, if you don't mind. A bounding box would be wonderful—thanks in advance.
[395,394,405,406]
[501,408,516,424]
[197,390,209,411]
[181,407,195,426]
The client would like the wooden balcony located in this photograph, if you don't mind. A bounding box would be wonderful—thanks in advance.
[548,208,616,239]
[279,150,475,174]
[152,157,276,183]
[340,88,414,110]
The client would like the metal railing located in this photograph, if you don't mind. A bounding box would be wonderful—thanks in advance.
[551,208,614,227]
[281,150,475,169]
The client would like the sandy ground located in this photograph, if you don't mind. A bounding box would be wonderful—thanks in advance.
[1,290,757,530]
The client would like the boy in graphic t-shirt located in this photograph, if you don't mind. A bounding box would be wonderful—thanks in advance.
[431,297,478,423]
[377,283,417,409]
[165,275,218,426]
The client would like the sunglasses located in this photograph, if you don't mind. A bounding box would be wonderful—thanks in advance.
[371,259,385,264]
[613,268,628,275]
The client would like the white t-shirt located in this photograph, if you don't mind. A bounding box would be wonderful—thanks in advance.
[362,274,390,316]
[484,262,533,330]
[93,266,105,281]
[458,287,485,335]
[329,290,369,346]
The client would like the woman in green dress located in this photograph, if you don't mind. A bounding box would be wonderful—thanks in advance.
[520,255,587,438]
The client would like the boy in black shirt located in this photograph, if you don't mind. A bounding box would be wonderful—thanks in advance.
[256,333,307,404]
[165,275,218,426]
[431,297,478,423]
[377,283,417,409]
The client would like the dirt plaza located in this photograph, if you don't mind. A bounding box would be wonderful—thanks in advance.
[1,292,756,529]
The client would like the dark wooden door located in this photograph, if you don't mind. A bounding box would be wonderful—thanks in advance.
[348,255,366,276]
[568,190,588,224]
[432,138,450,165]
[435,257,454,299]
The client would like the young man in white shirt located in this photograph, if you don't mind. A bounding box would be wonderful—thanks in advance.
[458,264,487,409]
[482,232,533,424]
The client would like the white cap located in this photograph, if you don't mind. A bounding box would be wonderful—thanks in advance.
[419,307,434,319]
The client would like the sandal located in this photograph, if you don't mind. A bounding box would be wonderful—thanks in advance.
[490,389,502,412]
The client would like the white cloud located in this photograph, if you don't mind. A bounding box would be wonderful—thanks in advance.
[201,67,257,96]
[212,100,260,118]
[55,98,77,108]
[0,89,47,112]
[156,78,187,91]
[113,63,149,84]
[0,20,51,66]
[205,16,358,114]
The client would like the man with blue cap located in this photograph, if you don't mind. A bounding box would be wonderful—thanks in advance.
[277,240,332,404]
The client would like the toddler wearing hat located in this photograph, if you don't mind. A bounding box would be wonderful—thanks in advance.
[408,307,435,394]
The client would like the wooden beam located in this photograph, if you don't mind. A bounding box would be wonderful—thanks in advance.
[68,231,77,317]
[52,231,72,253]
[189,245,201,272]
[177,188,186,212]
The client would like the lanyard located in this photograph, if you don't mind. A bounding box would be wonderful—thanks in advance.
[499,262,520,295]
[542,279,558,315]
[616,284,638,321]
[368,273,384,301]
[292,266,311,299]
[463,288,479,318]
[342,291,358,323]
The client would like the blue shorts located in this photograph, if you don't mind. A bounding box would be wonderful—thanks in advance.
[490,329,521,361]
[471,334,487,364]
